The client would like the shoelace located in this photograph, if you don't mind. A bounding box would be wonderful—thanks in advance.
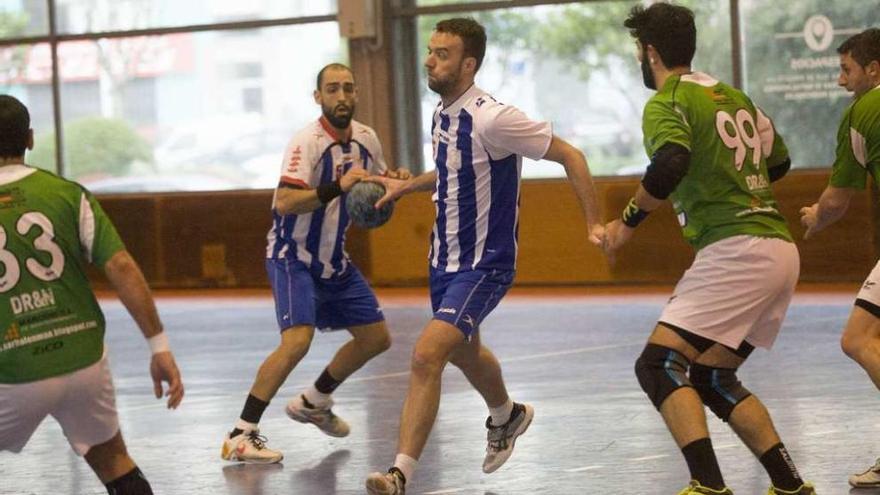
[247,431,269,450]
[486,425,510,452]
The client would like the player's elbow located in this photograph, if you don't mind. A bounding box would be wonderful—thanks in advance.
[556,141,587,171]
[103,250,144,288]
[642,144,691,200]
[767,158,791,183]
[275,197,308,216]
[824,198,850,219]
[822,188,854,217]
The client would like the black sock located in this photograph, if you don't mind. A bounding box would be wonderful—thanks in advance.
[106,467,153,495]
[314,367,343,394]
[231,393,269,437]
[759,443,803,491]
[681,437,725,490]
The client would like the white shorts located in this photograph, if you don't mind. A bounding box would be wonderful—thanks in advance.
[659,235,800,350]
[856,260,880,308]
[0,354,119,456]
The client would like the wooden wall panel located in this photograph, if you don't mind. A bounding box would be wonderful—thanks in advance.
[91,171,877,288]
[775,171,875,281]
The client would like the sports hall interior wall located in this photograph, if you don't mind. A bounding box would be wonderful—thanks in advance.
[92,170,875,289]
[87,34,876,289]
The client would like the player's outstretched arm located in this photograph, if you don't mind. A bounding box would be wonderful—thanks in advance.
[364,169,437,208]
[275,168,368,215]
[542,136,604,245]
[600,184,666,265]
[103,250,184,409]
[800,185,856,239]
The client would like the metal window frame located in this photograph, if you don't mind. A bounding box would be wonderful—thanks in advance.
[1,0,745,181]
[388,0,743,174]
[0,1,337,178]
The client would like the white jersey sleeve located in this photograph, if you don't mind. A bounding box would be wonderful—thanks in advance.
[364,127,388,175]
[477,104,552,161]
[278,128,321,189]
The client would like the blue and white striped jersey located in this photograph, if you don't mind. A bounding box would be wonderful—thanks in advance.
[430,85,552,273]
[266,116,387,279]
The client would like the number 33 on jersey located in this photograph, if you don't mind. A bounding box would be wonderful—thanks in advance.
[0,165,126,384]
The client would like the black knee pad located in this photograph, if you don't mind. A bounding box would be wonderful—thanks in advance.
[106,467,153,495]
[634,344,693,410]
[689,364,752,422]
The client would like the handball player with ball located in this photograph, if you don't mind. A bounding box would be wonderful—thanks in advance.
[221,63,409,464]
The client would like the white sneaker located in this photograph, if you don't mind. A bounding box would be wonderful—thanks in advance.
[221,429,283,464]
[365,468,406,495]
[482,402,534,473]
[850,458,880,488]
[286,394,350,437]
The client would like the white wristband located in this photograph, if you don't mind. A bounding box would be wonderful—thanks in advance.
[147,332,171,355]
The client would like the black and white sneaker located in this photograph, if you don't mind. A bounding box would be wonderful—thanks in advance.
[482,402,534,473]
[365,467,406,494]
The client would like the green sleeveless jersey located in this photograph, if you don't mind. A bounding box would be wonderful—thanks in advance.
[642,72,792,251]
[829,85,880,189]
[0,165,125,383]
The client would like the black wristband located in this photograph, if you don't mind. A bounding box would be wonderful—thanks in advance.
[316,180,343,203]
[621,197,650,228]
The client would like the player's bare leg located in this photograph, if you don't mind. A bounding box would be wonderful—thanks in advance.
[695,342,813,494]
[448,332,508,408]
[365,320,462,493]
[694,345,780,456]
[646,325,709,447]
[85,431,153,494]
[398,320,463,460]
[639,324,727,493]
[250,325,315,400]
[841,306,880,488]
[288,321,390,437]
[328,321,391,380]
[449,332,534,473]
[222,325,314,464]
[840,306,880,389]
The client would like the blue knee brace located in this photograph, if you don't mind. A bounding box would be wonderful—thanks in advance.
[634,344,693,410]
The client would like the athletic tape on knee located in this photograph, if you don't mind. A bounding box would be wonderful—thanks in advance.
[634,344,693,410]
[689,364,752,422]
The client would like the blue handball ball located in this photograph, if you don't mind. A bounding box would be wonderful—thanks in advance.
[345,181,394,228]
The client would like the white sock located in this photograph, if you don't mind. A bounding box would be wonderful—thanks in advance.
[393,453,418,482]
[233,419,258,435]
[489,399,514,426]
[302,385,332,408]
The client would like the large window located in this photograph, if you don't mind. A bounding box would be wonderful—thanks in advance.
[1,0,340,192]
[23,24,342,191]
[54,0,338,34]
[3,1,877,193]
[740,0,880,167]
[0,41,56,172]
[0,0,49,38]
[412,1,732,178]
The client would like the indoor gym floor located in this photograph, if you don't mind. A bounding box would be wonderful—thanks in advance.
[2,285,877,495]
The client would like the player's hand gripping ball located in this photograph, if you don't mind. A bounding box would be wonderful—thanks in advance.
[345,181,394,228]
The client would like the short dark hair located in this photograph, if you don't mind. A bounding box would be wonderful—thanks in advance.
[0,95,30,159]
[435,17,487,72]
[316,63,353,90]
[838,28,880,68]
[624,3,696,68]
